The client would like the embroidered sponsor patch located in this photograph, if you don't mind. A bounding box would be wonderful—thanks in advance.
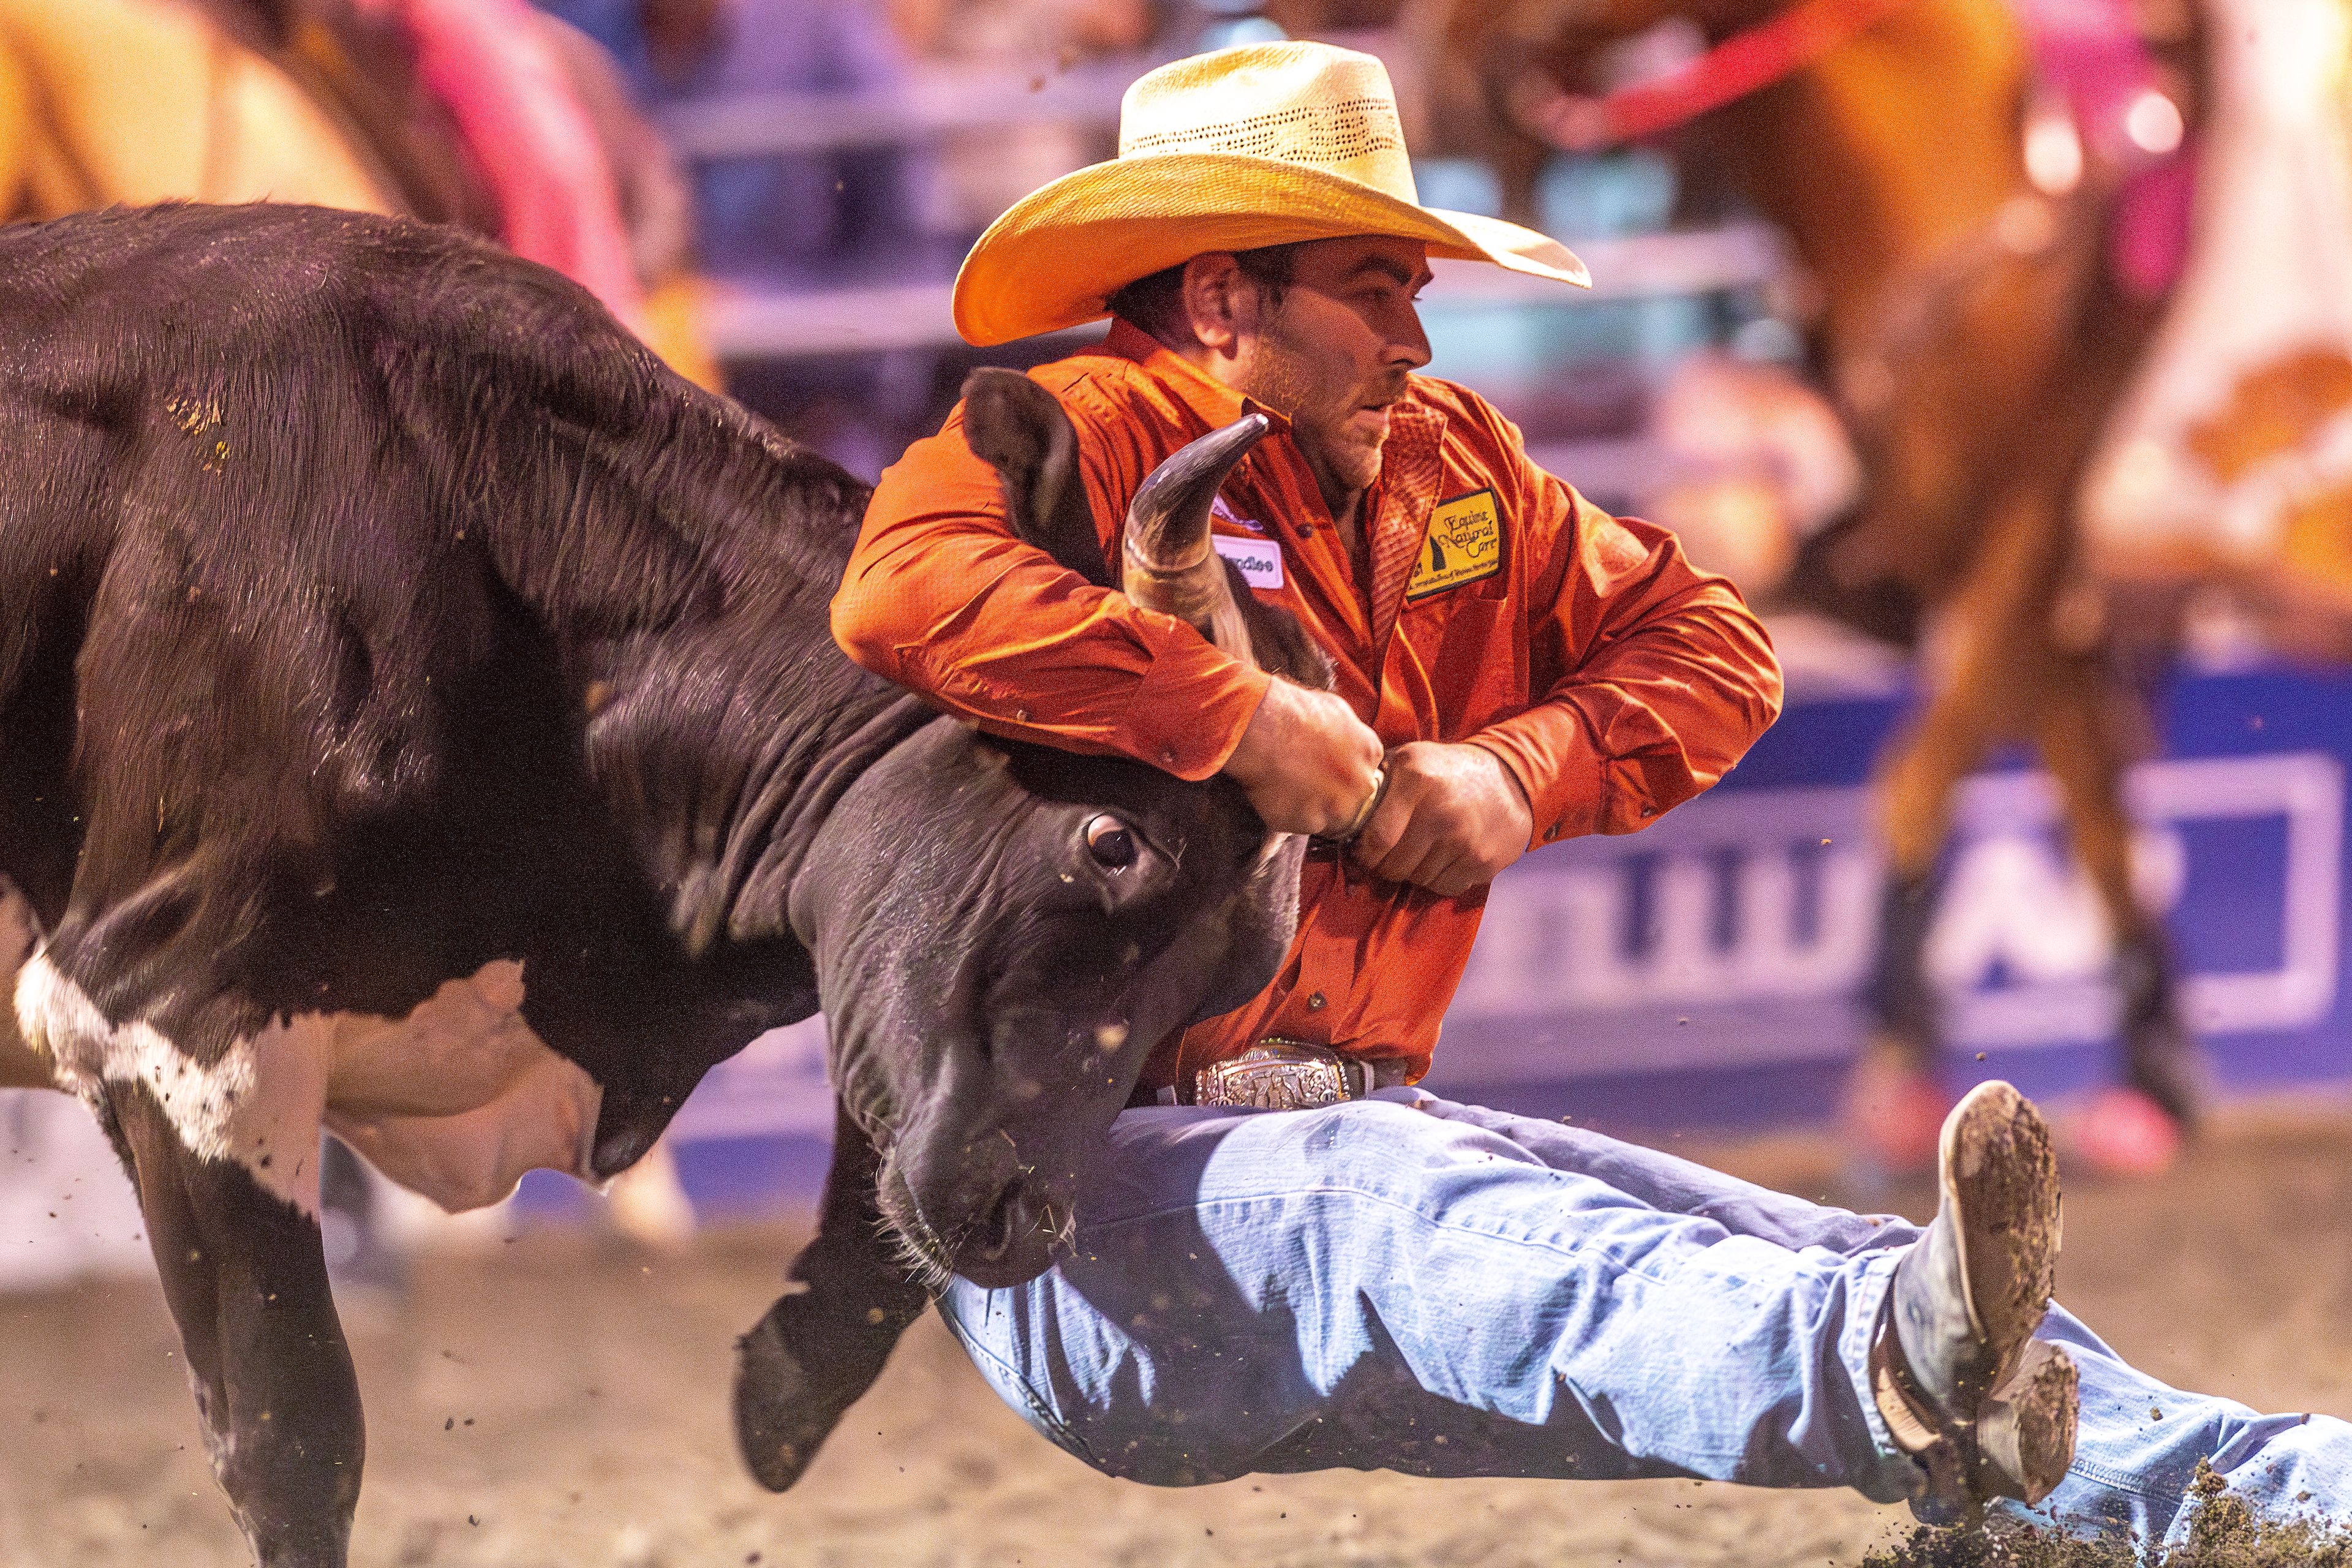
[1407,488,1503,600]
[1212,531,1284,590]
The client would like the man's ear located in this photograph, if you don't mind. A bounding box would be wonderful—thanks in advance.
[1179,253,1251,355]
[959,368,1113,587]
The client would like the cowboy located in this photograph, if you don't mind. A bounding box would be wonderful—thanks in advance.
[832,39,2348,1542]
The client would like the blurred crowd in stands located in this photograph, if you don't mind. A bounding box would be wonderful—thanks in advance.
[538,0,1158,276]
[514,0,1845,551]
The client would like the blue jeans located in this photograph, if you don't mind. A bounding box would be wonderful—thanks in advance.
[938,1093,2350,1544]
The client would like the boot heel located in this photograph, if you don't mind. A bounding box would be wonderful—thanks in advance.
[1973,1340,2079,1506]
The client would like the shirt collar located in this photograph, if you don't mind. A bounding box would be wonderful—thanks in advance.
[1104,317,1295,439]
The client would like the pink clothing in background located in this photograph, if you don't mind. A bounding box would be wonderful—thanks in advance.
[357,0,648,332]
[2016,0,2198,301]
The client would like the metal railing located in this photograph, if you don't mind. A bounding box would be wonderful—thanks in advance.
[657,56,1142,160]
[696,226,1784,360]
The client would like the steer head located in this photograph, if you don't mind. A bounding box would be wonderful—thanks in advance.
[794,369,1325,1289]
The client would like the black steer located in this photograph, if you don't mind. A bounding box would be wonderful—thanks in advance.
[0,203,1323,1567]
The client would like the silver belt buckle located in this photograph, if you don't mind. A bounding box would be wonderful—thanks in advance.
[1192,1039,1362,1110]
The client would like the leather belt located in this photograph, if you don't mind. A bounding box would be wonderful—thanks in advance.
[1145,1039,1412,1111]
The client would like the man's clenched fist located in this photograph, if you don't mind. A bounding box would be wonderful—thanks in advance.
[1349,741,1533,897]
[1221,677,1384,839]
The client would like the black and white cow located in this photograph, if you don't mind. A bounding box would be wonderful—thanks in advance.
[0,202,1324,1567]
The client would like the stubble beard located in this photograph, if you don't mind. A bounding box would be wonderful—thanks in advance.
[1237,320,1390,507]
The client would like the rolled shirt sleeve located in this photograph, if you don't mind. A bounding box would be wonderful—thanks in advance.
[832,405,1271,781]
[1464,466,1784,845]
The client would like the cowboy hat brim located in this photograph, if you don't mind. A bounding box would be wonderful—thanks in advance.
[951,151,1591,347]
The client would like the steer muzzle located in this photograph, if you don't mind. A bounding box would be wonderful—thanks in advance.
[878,1106,1084,1290]
[1123,412,1269,663]
[947,1177,1074,1288]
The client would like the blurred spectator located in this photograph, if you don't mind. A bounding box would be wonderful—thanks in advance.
[1264,0,1398,31]
[884,0,1165,237]
[543,24,685,254]
[663,0,934,279]
[2086,0,2352,662]
[364,0,647,327]
[534,0,731,89]
[887,0,1156,57]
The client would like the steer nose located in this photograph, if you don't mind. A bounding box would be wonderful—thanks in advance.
[950,1159,1075,1289]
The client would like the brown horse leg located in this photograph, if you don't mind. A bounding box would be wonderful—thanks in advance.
[1866,607,2016,1081]
[2028,651,2199,1127]
[1856,424,2078,1161]
[734,1099,931,1492]
[105,1080,362,1567]
[1846,641,2013,1174]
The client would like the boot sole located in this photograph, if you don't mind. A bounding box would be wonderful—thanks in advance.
[1942,1080,2062,1391]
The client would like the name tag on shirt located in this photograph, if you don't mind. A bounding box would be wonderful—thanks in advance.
[1408,489,1504,600]
[1212,532,1284,591]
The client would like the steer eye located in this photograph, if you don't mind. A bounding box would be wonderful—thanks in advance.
[1084,815,1139,871]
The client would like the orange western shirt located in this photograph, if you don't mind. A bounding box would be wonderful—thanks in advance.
[834,319,1783,1090]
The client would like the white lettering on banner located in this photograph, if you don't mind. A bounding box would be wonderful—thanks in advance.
[1449,753,2343,1073]
[1455,786,1883,1018]
[1210,533,1284,590]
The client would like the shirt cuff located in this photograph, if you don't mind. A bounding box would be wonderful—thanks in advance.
[1464,704,1608,849]
[1125,640,1271,780]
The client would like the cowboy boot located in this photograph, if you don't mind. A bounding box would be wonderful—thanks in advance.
[1871,1080,2078,1525]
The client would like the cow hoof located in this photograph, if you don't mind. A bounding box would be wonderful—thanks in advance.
[733,1289,908,1492]
[734,1307,827,1491]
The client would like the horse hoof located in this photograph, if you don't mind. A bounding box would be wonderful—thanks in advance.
[2069,1086,2183,1178]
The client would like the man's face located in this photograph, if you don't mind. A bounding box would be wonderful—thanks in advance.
[1225,236,1434,505]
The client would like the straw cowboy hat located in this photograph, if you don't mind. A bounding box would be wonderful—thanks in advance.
[951,40,1591,346]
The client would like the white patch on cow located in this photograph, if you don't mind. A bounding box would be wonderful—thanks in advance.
[0,880,56,1088]
[17,955,329,1213]
[1210,532,1284,590]
[13,957,602,1220]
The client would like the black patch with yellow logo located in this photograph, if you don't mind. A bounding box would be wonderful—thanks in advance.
[1407,488,1504,600]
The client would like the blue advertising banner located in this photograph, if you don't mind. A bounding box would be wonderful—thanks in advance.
[1431,667,2349,1132]
[635,666,2352,1207]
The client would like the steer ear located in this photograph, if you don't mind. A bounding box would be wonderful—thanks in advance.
[959,368,1113,587]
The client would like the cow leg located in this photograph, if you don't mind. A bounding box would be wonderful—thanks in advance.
[105,1079,362,1567]
[734,1101,929,1491]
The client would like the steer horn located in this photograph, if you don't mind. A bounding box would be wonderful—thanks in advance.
[1123,413,1270,663]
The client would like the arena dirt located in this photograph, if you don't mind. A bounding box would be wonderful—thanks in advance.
[1871,1460,2352,1568]
[2,1102,2348,1568]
